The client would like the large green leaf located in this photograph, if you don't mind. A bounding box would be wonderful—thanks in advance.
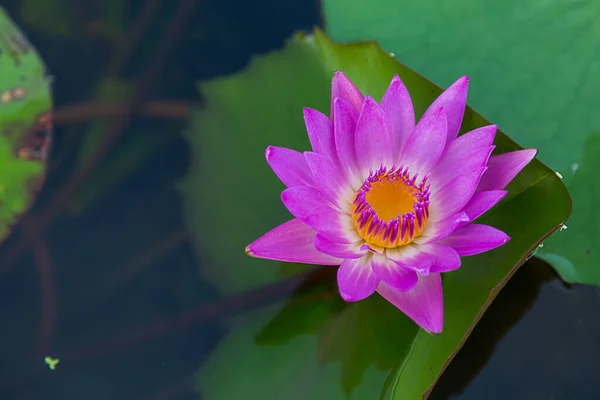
[197,275,414,399]
[323,0,596,285]
[536,133,600,283]
[0,8,51,240]
[183,30,570,399]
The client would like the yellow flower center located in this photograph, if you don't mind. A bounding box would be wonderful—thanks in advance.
[352,165,430,248]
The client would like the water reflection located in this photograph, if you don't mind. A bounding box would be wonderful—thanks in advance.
[433,257,600,399]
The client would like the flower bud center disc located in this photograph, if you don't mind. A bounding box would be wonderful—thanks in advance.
[352,165,430,248]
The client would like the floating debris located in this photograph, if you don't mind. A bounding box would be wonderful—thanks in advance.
[44,356,59,370]
[559,223,568,231]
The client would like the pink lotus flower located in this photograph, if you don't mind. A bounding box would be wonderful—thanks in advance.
[246,72,536,333]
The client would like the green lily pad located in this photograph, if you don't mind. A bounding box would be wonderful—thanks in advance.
[197,277,414,400]
[0,8,52,240]
[322,0,596,285]
[183,30,570,398]
[536,133,600,283]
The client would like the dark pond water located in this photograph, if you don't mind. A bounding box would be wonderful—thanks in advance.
[0,1,598,399]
